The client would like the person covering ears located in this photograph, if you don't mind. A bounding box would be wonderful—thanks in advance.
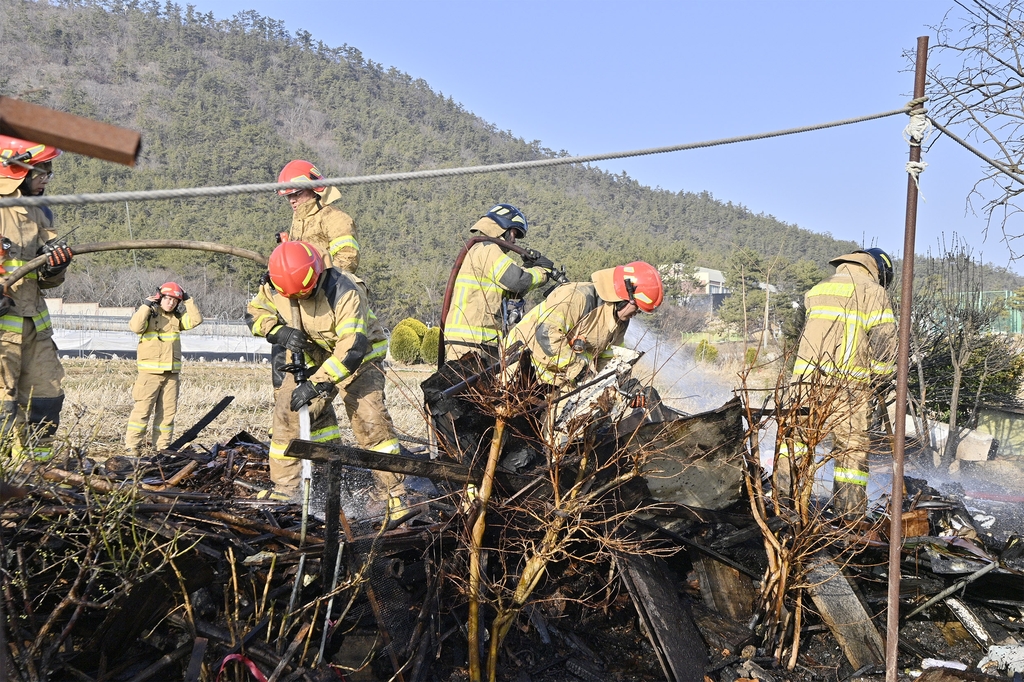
[0,135,73,462]
[246,240,406,505]
[125,282,203,454]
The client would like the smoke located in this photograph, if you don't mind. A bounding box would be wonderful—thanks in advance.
[624,319,735,414]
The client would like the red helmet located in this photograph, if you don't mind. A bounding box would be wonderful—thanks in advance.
[0,135,62,180]
[159,282,184,300]
[268,241,324,298]
[613,262,664,313]
[276,160,326,196]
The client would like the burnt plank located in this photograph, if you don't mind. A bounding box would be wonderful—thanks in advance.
[805,552,885,670]
[615,552,706,682]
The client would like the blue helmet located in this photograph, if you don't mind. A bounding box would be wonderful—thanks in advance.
[484,204,528,238]
[856,248,894,287]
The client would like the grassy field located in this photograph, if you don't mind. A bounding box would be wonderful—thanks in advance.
[57,358,433,459]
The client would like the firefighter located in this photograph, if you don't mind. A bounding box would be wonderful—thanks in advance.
[505,261,664,388]
[125,282,203,454]
[247,241,407,508]
[444,204,553,363]
[776,248,897,521]
[0,135,74,462]
[277,160,358,272]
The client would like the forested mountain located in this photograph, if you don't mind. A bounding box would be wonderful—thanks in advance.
[4,0,1016,323]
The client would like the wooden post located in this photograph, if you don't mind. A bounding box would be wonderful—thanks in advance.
[887,35,929,682]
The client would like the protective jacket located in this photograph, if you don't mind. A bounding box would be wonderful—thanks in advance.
[506,280,627,387]
[445,217,548,359]
[792,252,897,385]
[247,268,388,385]
[0,196,65,342]
[289,199,359,274]
[129,298,203,373]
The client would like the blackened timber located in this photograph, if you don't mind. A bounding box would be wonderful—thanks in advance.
[167,396,234,451]
[284,439,538,492]
[615,553,707,682]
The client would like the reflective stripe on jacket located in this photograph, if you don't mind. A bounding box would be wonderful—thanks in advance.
[130,298,203,373]
[445,218,547,358]
[792,259,896,384]
[246,268,387,385]
[290,199,359,274]
[0,199,64,342]
[505,282,627,387]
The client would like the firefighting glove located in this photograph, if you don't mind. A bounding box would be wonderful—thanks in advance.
[526,254,554,271]
[0,296,13,317]
[290,381,332,411]
[258,270,271,286]
[38,238,73,276]
[144,294,160,310]
[180,290,190,301]
[266,325,316,354]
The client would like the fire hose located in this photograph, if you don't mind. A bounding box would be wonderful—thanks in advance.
[436,236,566,371]
[0,239,268,294]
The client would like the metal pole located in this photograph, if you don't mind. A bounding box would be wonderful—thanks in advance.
[886,34,928,682]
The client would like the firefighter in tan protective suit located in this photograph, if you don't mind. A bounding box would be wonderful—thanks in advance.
[125,282,203,454]
[0,135,74,462]
[277,159,358,272]
[247,241,406,508]
[776,248,897,521]
[505,261,664,388]
[444,204,552,363]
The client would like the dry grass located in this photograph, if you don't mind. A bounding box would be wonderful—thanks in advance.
[57,358,432,458]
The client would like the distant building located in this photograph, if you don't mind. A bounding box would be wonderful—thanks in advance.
[46,298,135,317]
[694,267,729,294]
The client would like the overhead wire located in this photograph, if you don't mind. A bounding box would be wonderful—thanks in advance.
[0,106,915,209]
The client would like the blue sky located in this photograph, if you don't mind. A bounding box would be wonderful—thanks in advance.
[192,0,1013,270]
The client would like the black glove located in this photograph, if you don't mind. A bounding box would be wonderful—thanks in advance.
[144,294,160,310]
[38,238,73,275]
[526,255,554,271]
[0,296,13,317]
[180,290,190,301]
[290,381,332,411]
[258,270,271,286]
[267,326,315,354]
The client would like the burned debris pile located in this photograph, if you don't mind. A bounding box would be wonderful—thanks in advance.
[2,387,1024,681]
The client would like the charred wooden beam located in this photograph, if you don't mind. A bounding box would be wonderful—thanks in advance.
[283,439,537,492]
[167,396,234,452]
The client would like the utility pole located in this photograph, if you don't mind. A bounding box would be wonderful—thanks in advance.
[887,35,928,682]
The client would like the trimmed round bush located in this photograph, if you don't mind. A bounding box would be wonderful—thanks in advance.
[695,338,719,363]
[390,325,422,364]
[420,327,441,365]
[394,317,427,340]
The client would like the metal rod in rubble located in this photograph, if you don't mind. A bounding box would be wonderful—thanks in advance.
[887,34,928,682]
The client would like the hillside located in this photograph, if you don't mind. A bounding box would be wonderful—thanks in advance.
[4,0,1011,323]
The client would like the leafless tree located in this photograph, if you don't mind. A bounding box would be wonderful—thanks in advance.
[927,0,1024,256]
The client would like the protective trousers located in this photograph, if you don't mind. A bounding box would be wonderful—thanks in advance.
[776,386,872,520]
[338,363,405,500]
[125,371,180,452]
[270,371,341,498]
[269,363,405,501]
[0,318,65,461]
